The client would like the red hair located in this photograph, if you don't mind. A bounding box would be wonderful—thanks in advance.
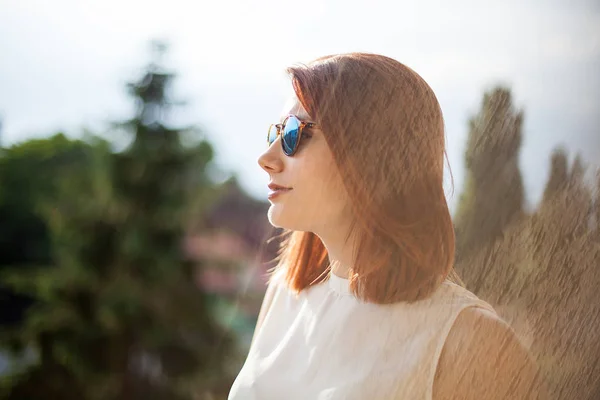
[268,53,462,304]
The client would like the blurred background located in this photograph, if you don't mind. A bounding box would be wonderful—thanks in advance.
[0,0,599,399]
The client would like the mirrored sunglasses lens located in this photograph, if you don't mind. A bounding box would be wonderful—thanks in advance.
[282,116,300,154]
[267,125,278,145]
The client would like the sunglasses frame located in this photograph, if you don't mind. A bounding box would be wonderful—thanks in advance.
[267,114,318,156]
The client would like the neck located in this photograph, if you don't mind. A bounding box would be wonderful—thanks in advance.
[315,222,356,280]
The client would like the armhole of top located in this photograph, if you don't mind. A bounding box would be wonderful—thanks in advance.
[426,301,498,400]
[249,270,283,347]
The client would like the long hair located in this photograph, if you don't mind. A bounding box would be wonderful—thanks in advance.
[267,52,463,304]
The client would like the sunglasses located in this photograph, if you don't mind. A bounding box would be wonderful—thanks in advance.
[267,114,318,156]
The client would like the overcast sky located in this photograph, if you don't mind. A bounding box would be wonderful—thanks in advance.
[1,0,599,211]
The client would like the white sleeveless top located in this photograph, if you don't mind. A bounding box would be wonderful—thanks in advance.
[228,270,498,400]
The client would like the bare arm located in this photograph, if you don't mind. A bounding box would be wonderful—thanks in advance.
[433,307,550,400]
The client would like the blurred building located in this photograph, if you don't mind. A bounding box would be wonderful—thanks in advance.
[184,177,279,348]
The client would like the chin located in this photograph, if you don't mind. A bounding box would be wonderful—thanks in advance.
[267,204,309,231]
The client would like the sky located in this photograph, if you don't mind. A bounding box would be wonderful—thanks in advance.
[1,0,599,212]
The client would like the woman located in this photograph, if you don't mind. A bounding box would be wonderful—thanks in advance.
[229,53,547,399]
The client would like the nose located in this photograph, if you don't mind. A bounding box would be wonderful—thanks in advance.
[258,139,284,174]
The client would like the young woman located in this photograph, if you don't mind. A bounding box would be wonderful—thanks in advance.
[229,53,547,399]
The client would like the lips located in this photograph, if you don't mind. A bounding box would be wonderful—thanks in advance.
[267,183,292,200]
[268,183,292,191]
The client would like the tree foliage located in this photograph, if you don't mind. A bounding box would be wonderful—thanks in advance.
[0,133,106,326]
[453,87,525,289]
[1,42,235,400]
[452,87,600,399]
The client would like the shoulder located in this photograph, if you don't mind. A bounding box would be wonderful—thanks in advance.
[262,268,287,304]
[249,269,285,346]
[433,306,549,400]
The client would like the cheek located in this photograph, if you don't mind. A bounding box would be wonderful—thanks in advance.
[268,144,350,230]
[303,158,349,214]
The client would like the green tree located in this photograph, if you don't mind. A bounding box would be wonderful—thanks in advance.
[453,87,526,290]
[531,150,593,290]
[541,147,569,204]
[594,169,600,241]
[526,149,598,400]
[1,42,235,399]
[0,133,105,327]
